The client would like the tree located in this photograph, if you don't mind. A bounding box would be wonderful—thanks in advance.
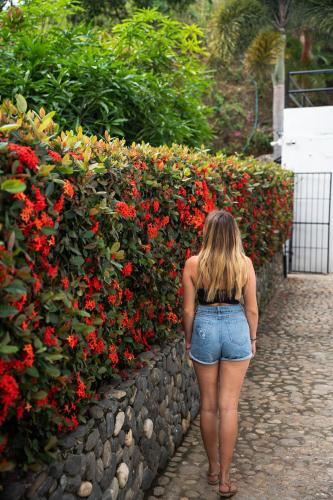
[207,0,333,159]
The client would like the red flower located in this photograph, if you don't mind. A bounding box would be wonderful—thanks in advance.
[124,288,134,301]
[53,194,64,213]
[147,223,158,239]
[115,201,136,218]
[63,180,75,198]
[152,199,159,212]
[0,374,20,425]
[8,143,39,172]
[47,149,62,163]
[121,262,133,277]
[85,299,96,311]
[61,276,69,289]
[31,186,46,212]
[43,326,58,347]
[124,348,134,360]
[67,335,78,348]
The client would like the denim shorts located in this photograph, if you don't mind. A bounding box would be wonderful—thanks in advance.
[189,303,253,364]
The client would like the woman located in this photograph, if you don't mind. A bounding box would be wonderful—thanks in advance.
[181,209,258,498]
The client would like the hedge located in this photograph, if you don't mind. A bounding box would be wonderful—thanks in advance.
[0,96,293,472]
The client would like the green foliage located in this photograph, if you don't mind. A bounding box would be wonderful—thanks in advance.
[0,3,213,147]
[303,0,333,35]
[0,98,293,469]
[208,0,269,64]
[76,0,197,22]
[244,30,285,82]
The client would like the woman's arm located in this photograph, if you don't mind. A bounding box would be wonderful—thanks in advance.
[243,257,259,355]
[181,258,196,350]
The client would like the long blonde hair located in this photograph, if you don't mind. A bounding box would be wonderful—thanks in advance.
[195,209,248,301]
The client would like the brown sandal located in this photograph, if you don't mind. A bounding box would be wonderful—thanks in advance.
[207,470,220,485]
[218,480,238,497]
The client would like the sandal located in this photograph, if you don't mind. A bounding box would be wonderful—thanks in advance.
[218,480,238,497]
[207,470,220,485]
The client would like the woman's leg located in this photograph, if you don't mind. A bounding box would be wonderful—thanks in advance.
[192,359,220,474]
[218,359,251,487]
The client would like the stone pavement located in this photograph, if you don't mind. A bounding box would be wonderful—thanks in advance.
[144,274,333,500]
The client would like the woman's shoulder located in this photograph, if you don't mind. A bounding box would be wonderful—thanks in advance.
[184,254,199,267]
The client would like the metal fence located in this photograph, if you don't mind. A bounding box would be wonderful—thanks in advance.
[284,172,332,274]
[286,69,333,108]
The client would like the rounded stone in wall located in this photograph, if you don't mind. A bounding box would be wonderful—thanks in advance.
[106,412,115,438]
[114,411,125,436]
[64,454,83,476]
[96,457,104,482]
[94,437,103,458]
[124,428,133,447]
[157,385,166,403]
[84,451,96,482]
[150,367,161,385]
[99,420,107,443]
[131,445,141,468]
[143,418,154,439]
[167,435,175,456]
[182,417,190,433]
[116,462,129,488]
[102,440,112,468]
[173,424,183,447]
[158,446,169,471]
[158,429,167,446]
[133,390,145,412]
[77,481,92,497]
[141,467,154,491]
[101,477,119,500]
[118,429,126,446]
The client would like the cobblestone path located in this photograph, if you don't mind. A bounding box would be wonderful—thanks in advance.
[145,274,333,500]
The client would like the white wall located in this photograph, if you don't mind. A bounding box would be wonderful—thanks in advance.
[281,106,333,273]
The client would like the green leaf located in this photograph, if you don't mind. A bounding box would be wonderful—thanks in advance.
[44,354,64,361]
[0,345,19,354]
[15,94,27,114]
[4,281,28,295]
[110,242,121,253]
[44,435,58,452]
[1,179,26,193]
[38,111,56,132]
[0,305,19,317]
[44,365,61,377]
[0,123,21,132]
[32,391,48,400]
[25,366,40,377]
[41,227,57,235]
[70,255,84,266]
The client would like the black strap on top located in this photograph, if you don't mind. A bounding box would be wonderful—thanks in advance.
[196,287,240,305]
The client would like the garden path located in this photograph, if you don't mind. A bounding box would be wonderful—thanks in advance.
[145,274,333,500]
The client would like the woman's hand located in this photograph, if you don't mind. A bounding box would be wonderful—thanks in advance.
[185,340,191,354]
[251,340,256,357]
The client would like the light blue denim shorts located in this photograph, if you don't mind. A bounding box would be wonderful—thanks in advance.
[189,303,254,364]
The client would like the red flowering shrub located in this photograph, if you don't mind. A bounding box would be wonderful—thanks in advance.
[0,97,293,471]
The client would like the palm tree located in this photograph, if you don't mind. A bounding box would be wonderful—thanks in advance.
[207,0,332,159]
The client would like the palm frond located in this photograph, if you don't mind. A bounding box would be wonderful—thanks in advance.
[207,0,270,64]
[303,0,333,34]
[244,30,285,81]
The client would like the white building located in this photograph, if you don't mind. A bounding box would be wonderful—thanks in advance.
[281,70,333,274]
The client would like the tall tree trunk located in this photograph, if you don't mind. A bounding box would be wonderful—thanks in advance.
[272,30,286,161]
[300,28,312,64]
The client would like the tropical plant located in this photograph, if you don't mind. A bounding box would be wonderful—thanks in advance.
[0,3,213,147]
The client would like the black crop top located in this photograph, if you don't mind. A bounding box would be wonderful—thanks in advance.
[197,287,239,305]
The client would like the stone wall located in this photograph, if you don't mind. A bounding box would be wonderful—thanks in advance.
[0,251,284,500]
[256,251,284,312]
